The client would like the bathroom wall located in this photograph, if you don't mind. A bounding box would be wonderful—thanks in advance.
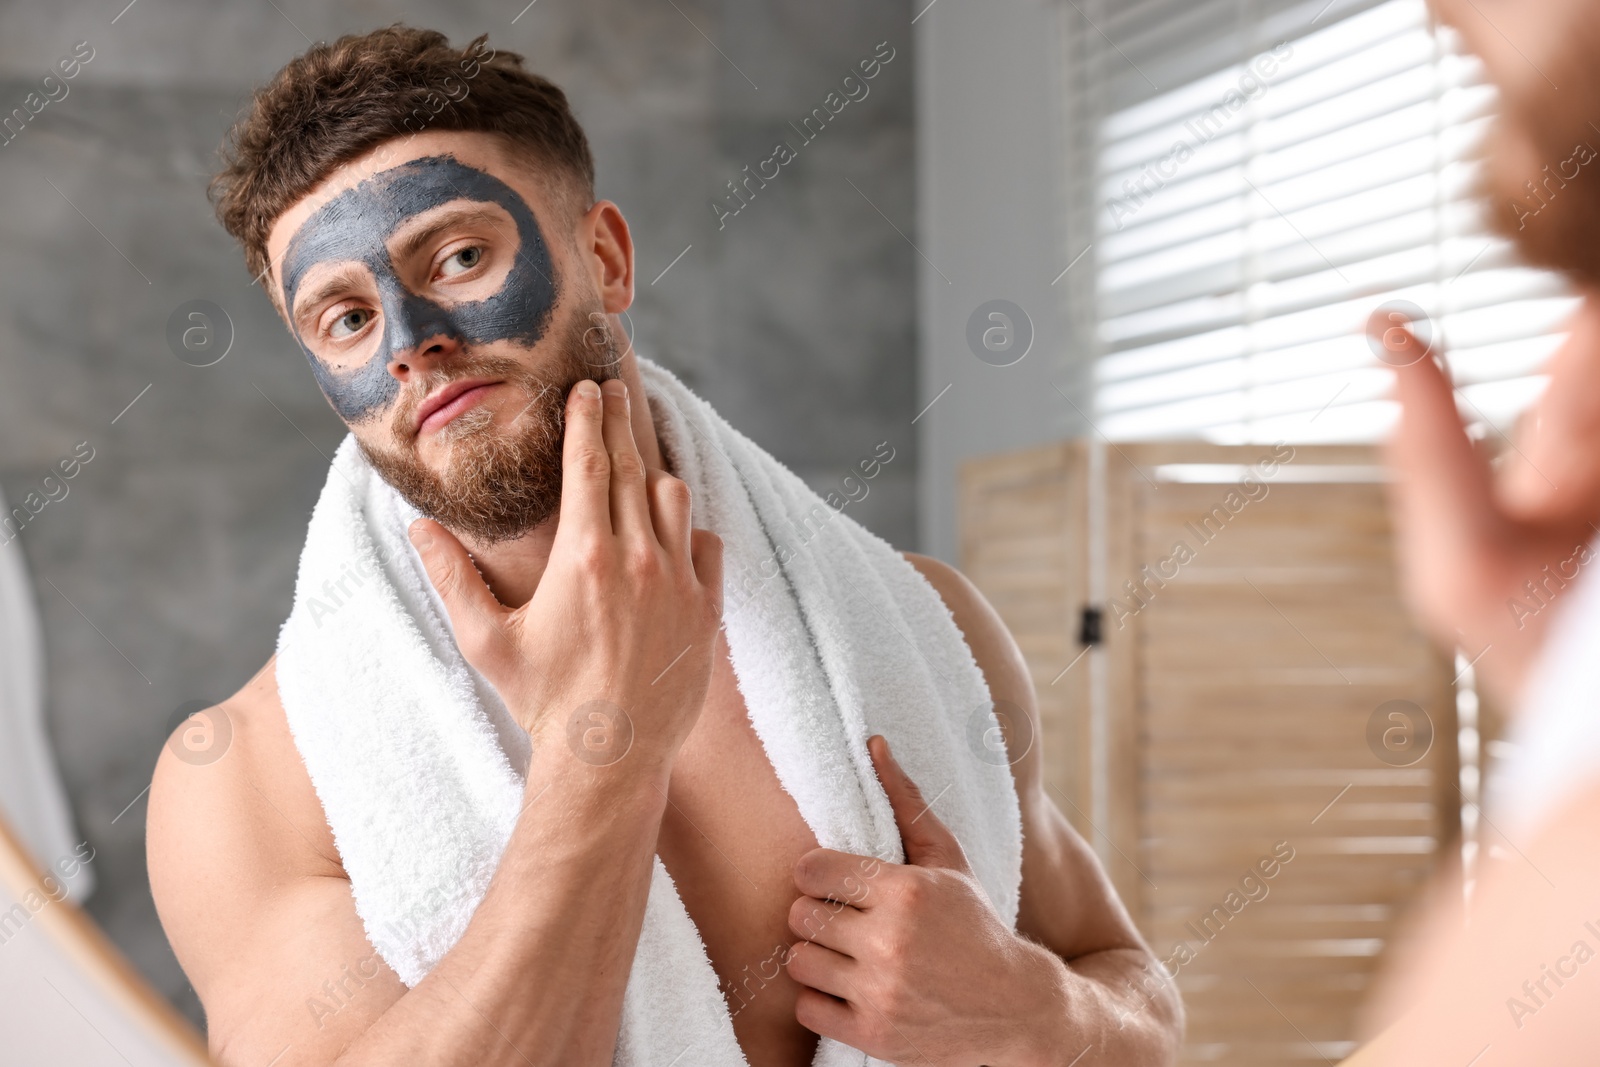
[913,0,1092,562]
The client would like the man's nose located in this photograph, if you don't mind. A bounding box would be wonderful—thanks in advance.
[383,289,463,377]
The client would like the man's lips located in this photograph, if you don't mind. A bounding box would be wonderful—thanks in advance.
[414,378,503,435]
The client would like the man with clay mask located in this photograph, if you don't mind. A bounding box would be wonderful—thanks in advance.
[146,26,1181,1067]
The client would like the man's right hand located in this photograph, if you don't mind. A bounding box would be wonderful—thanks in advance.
[1381,298,1600,711]
[407,376,723,767]
[153,376,725,1067]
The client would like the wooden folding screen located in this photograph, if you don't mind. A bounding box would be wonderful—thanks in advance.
[959,441,1457,1064]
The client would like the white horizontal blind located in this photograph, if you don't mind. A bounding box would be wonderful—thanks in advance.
[1079,0,1573,442]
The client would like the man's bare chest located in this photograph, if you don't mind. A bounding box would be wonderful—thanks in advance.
[656,636,823,1067]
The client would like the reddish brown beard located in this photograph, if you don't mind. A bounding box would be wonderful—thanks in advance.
[1478,27,1600,285]
[358,304,622,545]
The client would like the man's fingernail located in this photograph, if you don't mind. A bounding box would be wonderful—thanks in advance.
[408,523,433,550]
[577,379,600,399]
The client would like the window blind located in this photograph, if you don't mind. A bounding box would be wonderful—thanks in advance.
[1074,0,1574,442]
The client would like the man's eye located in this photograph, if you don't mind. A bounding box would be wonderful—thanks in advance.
[329,307,374,339]
[439,246,483,277]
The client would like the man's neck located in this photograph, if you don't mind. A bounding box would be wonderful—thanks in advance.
[455,358,665,610]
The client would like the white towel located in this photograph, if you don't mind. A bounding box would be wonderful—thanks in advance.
[274,357,1023,1067]
[0,489,94,903]
[1487,532,1600,837]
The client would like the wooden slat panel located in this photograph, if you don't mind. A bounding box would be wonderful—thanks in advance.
[958,440,1457,1067]
[1129,451,1454,1066]
[959,443,1095,851]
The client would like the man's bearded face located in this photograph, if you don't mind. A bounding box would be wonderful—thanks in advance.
[1437,0,1600,282]
[272,143,622,544]
[358,299,621,544]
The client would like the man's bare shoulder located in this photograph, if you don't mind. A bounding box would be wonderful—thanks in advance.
[147,657,343,993]
[900,552,1040,786]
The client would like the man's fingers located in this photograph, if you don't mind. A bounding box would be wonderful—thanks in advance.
[869,734,968,872]
[408,518,508,663]
[792,985,859,1046]
[647,469,692,560]
[793,847,885,908]
[690,528,724,602]
[1383,328,1497,545]
[788,892,869,954]
[600,378,652,542]
[783,940,859,1003]
[557,379,611,537]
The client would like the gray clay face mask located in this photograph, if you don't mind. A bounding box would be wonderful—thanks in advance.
[281,154,559,422]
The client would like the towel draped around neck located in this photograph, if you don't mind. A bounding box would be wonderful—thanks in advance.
[275,357,1023,1067]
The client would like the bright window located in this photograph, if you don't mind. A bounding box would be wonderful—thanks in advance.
[1078,0,1572,442]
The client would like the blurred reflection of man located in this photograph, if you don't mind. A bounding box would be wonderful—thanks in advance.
[1365,0,1600,1062]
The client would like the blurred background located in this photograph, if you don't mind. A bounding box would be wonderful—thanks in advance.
[0,0,1565,1063]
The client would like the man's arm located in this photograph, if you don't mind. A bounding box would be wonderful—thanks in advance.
[149,661,674,1067]
[775,552,1180,1065]
[903,552,1183,1064]
[1352,302,1600,1064]
[1378,311,1600,710]
[838,556,1177,1062]
[149,377,724,1067]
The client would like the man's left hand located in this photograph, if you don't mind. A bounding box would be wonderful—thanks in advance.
[784,734,1061,1066]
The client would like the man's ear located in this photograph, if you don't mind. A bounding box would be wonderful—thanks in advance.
[581,198,635,316]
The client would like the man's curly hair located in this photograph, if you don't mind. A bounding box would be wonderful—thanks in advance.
[209,25,595,298]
